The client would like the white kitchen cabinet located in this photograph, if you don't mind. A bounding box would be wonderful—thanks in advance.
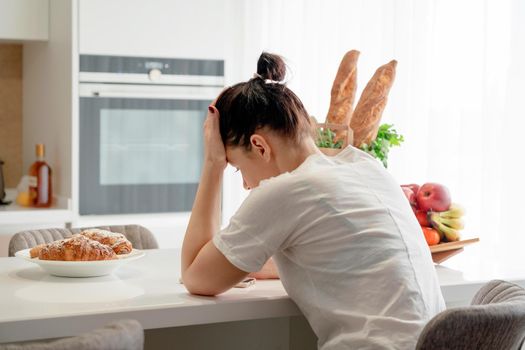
[0,0,48,41]
[78,0,240,59]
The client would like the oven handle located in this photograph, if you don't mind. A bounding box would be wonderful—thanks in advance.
[79,83,223,100]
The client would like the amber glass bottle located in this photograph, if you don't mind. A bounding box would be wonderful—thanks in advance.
[28,144,53,207]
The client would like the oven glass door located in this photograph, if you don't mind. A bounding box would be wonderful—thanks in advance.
[79,97,208,215]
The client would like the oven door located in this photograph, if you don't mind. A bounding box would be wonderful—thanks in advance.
[79,83,221,215]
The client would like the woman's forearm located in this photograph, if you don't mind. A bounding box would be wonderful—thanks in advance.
[181,163,223,273]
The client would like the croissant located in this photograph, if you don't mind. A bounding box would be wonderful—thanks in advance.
[30,243,48,258]
[80,229,132,255]
[39,235,117,261]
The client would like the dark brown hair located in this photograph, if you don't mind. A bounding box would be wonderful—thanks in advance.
[215,52,312,149]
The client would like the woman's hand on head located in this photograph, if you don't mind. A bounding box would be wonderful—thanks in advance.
[203,105,227,171]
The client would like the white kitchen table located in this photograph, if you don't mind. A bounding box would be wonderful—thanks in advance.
[1,244,524,347]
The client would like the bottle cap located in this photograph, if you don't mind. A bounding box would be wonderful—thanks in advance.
[35,144,45,158]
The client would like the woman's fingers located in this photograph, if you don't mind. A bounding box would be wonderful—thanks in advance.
[206,106,220,135]
[203,105,227,170]
[207,105,219,122]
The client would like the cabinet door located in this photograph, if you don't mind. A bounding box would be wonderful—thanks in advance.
[0,0,48,41]
[78,0,234,58]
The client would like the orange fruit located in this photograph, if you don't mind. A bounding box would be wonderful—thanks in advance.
[422,227,440,246]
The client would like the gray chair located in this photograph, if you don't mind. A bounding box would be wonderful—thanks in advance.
[8,224,158,257]
[416,279,525,350]
[0,319,143,350]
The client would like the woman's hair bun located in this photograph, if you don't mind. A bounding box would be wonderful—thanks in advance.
[257,52,286,81]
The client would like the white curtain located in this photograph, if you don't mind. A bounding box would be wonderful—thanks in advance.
[227,0,525,250]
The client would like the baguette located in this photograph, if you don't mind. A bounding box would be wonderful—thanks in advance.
[326,50,360,129]
[350,60,397,147]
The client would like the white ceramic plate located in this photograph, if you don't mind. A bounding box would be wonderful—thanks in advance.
[15,248,145,277]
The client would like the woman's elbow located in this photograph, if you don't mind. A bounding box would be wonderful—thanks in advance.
[187,285,220,297]
[182,273,221,296]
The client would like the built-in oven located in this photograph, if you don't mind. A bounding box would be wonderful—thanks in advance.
[79,55,224,215]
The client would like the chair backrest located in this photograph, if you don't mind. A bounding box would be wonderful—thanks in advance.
[416,280,525,350]
[8,224,158,257]
[472,279,525,305]
[0,319,144,350]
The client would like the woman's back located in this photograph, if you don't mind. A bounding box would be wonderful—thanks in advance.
[214,146,445,349]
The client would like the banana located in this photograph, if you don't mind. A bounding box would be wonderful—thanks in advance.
[429,212,462,241]
[437,203,465,219]
[438,217,465,230]
[432,219,461,241]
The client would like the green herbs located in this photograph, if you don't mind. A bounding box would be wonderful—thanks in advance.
[360,124,404,168]
[316,128,343,149]
[315,122,404,166]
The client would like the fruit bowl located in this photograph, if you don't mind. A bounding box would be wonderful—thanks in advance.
[400,182,477,264]
[429,237,480,264]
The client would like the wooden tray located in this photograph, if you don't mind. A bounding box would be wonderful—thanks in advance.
[430,237,480,264]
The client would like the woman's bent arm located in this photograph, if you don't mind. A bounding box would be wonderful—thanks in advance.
[181,162,223,273]
[181,105,248,295]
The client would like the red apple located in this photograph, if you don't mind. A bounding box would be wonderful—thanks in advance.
[415,210,430,227]
[401,187,417,212]
[402,183,420,196]
[416,183,451,212]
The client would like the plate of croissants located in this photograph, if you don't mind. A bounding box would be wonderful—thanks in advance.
[15,229,145,277]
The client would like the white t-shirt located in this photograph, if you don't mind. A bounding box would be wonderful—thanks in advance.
[213,146,445,349]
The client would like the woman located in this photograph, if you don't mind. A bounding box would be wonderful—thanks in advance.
[181,52,445,349]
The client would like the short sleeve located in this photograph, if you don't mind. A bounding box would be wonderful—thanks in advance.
[213,174,299,272]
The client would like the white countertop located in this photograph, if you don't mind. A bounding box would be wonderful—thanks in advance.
[1,245,524,343]
[0,249,301,343]
[0,189,72,226]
